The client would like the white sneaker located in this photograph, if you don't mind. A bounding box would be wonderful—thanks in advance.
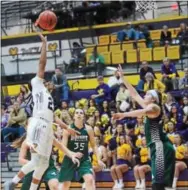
[135,183,141,189]
[139,183,146,189]
[118,182,124,189]
[82,182,86,190]
[112,183,119,189]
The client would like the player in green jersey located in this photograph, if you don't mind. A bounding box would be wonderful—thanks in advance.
[59,108,105,190]
[113,65,175,190]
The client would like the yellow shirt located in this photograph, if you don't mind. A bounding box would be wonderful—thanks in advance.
[117,143,131,158]
[144,79,166,93]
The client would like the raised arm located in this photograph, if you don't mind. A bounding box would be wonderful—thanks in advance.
[37,33,47,79]
[118,65,147,108]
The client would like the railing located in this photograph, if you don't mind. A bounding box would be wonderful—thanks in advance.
[1,1,188,36]
[1,41,188,77]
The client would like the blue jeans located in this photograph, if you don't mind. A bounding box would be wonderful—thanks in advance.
[61,85,70,101]
[2,126,26,142]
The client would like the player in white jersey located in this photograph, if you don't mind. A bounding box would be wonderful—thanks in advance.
[4,32,81,190]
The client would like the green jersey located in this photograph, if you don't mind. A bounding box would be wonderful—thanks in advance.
[144,116,169,146]
[67,123,89,161]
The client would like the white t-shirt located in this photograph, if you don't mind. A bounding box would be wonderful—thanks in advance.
[108,76,123,88]
[31,76,54,122]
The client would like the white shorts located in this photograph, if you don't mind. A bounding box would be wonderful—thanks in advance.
[26,117,54,158]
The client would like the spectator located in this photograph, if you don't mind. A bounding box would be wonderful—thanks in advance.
[160,25,172,46]
[2,102,26,142]
[163,93,177,115]
[110,135,132,189]
[54,100,72,125]
[19,85,33,117]
[168,104,184,131]
[108,70,123,100]
[68,42,84,73]
[116,83,131,112]
[177,23,188,54]
[179,67,188,89]
[172,134,188,189]
[177,23,188,44]
[100,100,111,117]
[137,61,156,92]
[182,96,188,126]
[133,137,151,189]
[144,72,166,93]
[51,68,63,105]
[51,68,70,103]
[161,57,179,91]
[91,76,111,106]
[82,47,105,76]
[1,105,9,129]
[92,136,107,173]
[117,22,136,42]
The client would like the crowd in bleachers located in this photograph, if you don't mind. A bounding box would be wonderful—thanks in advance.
[1,59,188,188]
[1,21,188,189]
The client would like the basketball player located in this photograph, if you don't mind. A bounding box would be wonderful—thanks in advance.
[113,65,175,190]
[59,108,106,190]
[4,32,81,190]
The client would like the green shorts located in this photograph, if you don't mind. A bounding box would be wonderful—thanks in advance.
[150,141,175,186]
[21,166,58,190]
[59,156,93,183]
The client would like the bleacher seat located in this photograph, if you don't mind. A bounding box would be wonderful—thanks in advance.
[153,47,166,61]
[110,35,117,43]
[97,45,109,53]
[126,49,138,63]
[150,30,161,40]
[101,52,111,65]
[167,45,180,60]
[86,45,95,53]
[109,43,121,52]
[139,48,152,62]
[99,35,110,45]
[111,51,124,64]
[137,40,147,48]
[122,42,134,50]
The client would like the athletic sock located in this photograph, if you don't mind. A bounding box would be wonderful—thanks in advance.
[12,175,21,184]
[29,183,39,190]
[172,177,178,188]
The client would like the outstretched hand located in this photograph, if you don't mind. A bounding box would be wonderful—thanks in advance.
[33,26,47,43]
[67,127,81,136]
[71,152,83,167]
[117,64,124,78]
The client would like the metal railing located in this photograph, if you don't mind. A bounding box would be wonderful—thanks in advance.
[1,1,188,36]
[1,41,188,77]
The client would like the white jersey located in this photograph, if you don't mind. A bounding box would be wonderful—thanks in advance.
[31,76,54,122]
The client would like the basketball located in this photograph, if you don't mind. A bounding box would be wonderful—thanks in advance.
[35,10,57,31]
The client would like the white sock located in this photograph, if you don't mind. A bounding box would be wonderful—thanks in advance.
[29,183,39,190]
[12,175,21,184]
[136,179,141,186]
[141,179,145,187]
[115,180,118,185]
[119,178,123,184]
[172,177,178,188]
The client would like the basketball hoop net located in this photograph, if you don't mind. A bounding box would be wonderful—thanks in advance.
[136,0,157,13]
